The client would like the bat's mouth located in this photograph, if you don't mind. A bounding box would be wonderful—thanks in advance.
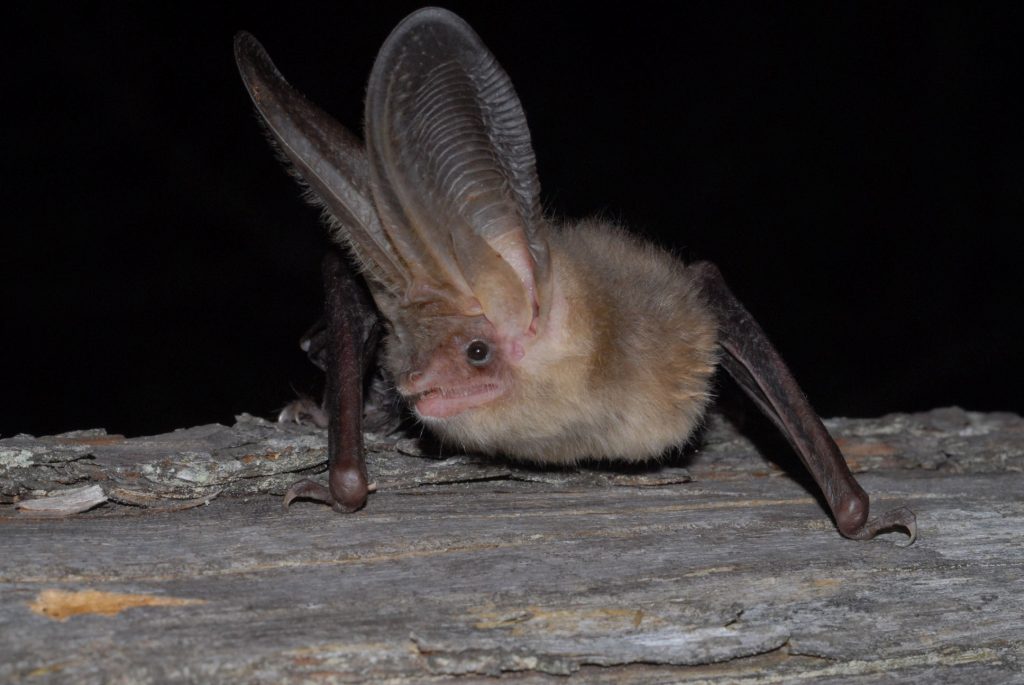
[414,382,504,419]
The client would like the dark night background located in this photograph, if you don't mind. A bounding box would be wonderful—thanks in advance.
[4,3,1022,438]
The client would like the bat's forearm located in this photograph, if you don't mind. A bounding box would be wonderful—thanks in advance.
[283,249,381,513]
[692,261,916,542]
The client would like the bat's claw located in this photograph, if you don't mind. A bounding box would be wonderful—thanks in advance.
[282,477,375,514]
[278,399,329,428]
[282,479,333,509]
[844,506,917,545]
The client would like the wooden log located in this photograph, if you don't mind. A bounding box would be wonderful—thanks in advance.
[1,408,1022,683]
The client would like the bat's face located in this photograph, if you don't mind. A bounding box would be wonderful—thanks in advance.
[385,311,519,421]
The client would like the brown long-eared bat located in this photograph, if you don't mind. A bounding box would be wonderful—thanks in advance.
[234,8,916,542]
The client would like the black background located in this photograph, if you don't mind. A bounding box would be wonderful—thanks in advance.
[5,3,1022,438]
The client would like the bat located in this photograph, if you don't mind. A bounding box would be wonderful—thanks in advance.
[234,8,916,542]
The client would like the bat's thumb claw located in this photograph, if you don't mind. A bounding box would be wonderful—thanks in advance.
[282,479,334,510]
[845,506,917,545]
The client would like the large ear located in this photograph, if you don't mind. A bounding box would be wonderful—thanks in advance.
[365,8,551,337]
[233,32,407,299]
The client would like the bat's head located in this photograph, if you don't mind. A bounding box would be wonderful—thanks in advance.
[379,256,605,462]
[352,8,562,428]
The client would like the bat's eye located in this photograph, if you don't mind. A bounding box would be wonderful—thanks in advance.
[465,339,492,366]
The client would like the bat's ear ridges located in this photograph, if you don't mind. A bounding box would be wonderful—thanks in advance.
[364,7,550,337]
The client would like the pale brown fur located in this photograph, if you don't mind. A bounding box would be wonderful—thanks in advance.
[414,219,719,465]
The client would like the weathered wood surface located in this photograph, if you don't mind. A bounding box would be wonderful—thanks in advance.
[1,407,1022,683]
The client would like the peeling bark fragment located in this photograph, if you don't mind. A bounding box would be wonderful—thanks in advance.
[15,484,107,516]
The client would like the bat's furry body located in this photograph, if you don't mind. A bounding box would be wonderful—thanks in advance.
[409,221,718,464]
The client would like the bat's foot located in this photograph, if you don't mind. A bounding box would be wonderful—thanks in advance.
[278,399,329,428]
[282,478,376,514]
[843,506,917,545]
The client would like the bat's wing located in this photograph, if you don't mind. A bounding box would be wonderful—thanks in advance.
[234,32,407,302]
[693,262,917,543]
[365,8,551,338]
